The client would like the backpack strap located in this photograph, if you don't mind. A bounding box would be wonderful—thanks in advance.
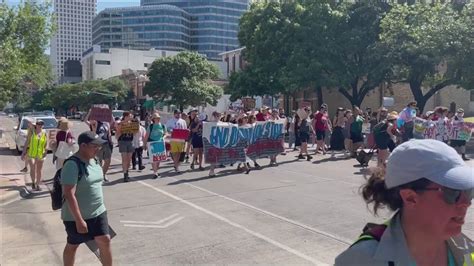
[351,222,394,266]
[64,156,88,182]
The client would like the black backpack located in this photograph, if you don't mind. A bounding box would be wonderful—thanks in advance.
[50,156,87,211]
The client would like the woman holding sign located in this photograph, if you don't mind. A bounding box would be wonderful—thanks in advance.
[116,112,135,182]
[144,113,168,179]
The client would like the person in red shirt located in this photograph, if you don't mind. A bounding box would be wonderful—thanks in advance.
[256,106,270,122]
[314,104,330,155]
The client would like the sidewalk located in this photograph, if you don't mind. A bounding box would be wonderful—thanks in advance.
[0,125,27,205]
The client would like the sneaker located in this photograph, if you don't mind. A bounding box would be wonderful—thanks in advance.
[298,154,305,160]
[152,173,159,179]
[190,163,195,170]
[185,155,189,163]
[31,183,36,190]
[139,165,146,171]
[20,167,28,173]
[254,163,261,169]
[36,185,42,191]
[132,166,136,170]
[306,155,313,161]
[198,166,205,171]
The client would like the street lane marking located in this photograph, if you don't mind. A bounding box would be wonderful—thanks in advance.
[120,213,180,225]
[122,217,185,229]
[171,177,352,246]
[137,180,327,265]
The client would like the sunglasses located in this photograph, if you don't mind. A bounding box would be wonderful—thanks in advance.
[417,187,473,205]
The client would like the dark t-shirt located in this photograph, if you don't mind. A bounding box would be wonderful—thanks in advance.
[56,131,73,144]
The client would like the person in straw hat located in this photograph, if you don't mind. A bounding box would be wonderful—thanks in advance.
[54,118,75,170]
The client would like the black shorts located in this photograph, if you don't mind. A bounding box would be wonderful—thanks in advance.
[63,211,109,245]
[350,132,364,143]
[299,132,310,143]
[316,130,326,141]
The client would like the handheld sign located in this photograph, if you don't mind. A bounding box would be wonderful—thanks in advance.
[170,128,190,142]
[47,129,59,150]
[148,141,167,162]
[120,121,139,134]
[88,106,113,123]
[242,97,256,110]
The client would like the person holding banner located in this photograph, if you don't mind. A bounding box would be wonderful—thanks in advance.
[144,113,168,179]
[132,118,146,171]
[434,106,450,144]
[189,113,205,171]
[167,110,188,173]
[116,112,135,182]
[450,109,470,161]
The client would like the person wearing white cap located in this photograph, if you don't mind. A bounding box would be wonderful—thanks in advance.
[22,119,47,190]
[335,139,474,266]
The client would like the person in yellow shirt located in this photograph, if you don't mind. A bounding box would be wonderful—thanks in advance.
[22,119,48,191]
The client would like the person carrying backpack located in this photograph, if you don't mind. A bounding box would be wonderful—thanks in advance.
[144,113,168,179]
[335,139,474,266]
[61,131,113,266]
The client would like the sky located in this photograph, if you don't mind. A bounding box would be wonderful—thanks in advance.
[6,0,141,12]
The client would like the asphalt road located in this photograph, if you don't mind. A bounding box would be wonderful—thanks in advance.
[1,118,473,265]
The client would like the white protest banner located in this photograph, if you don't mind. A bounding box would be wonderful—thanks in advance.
[148,141,167,162]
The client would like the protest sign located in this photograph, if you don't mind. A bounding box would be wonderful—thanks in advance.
[300,101,312,108]
[148,141,167,162]
[47,129,59,150]
[242,97,256,110]
[244,120,285,160]
[203,122,246,165]
[413,118,436,139]
[450,121,474,141]
[88,106,113,123]
[170,128,190,142]
[120,121,139,134]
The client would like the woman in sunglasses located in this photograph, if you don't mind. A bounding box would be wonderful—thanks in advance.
[335,139,474,266]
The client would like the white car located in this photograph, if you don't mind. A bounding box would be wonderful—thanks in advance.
[14,116,58,154]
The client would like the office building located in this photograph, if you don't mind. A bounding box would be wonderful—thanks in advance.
[92,0,249,61]
[50,0,97,84]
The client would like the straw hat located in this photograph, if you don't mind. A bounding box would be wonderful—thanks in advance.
[387,113,398,121]
[152,113,161,119]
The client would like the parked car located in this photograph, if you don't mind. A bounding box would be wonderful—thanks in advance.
[14,115,58,154]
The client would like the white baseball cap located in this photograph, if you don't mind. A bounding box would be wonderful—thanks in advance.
[385,139,474,190]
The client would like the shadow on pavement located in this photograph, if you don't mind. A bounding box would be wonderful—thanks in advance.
[312,157,350,164]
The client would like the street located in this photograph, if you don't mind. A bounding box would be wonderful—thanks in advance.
[1,117,473,265]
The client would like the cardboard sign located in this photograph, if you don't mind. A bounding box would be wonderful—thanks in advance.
[148,141,167,162]
[120,121,139,134]
[47,129,59,150]
[88,106,113,123]
[242,97,256,110]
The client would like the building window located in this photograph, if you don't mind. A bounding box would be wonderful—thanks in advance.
[95,60,111,65]
[144,63,151,68]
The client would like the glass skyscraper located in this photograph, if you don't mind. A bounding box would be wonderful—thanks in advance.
[92,0,249,61]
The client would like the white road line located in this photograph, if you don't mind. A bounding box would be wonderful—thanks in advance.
[123,217,185,229]
[174,179,352,245]
[120,213,180,225]
[137,180,327,265]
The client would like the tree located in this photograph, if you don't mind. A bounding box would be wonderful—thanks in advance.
[39,78,130,114]
[380,3,474,112]
[0,2,54,105]
[144,52,223,109]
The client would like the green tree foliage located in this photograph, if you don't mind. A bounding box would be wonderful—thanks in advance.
[380,3,474,111]
[39,78,130,114]
[0,2,54,105]
[234,0,391,107]
[144,52,223,109]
